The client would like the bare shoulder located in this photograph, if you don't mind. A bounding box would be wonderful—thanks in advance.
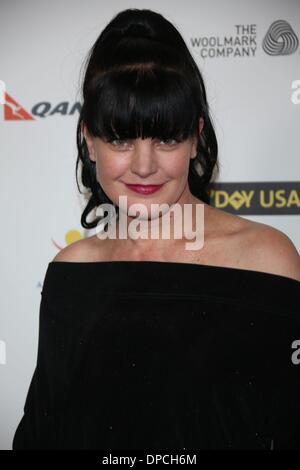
[239,220,300,282]
[51,234,105,263]
[207,205,300,282]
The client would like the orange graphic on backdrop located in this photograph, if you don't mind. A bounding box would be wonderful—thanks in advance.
[4,92,34,120]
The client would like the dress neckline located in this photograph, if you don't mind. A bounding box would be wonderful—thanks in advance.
[49,259,300,285]
[45,260,299,316]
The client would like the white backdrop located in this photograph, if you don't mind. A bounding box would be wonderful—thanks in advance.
[0,0,299,450]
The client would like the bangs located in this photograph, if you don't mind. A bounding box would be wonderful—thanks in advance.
[84,65,200,142]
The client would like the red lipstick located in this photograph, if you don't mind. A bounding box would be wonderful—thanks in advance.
[125,184,164,195]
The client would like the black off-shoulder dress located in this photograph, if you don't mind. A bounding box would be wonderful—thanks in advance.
[12,261,300,450]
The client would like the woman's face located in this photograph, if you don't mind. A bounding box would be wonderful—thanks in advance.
[83,118,204,220]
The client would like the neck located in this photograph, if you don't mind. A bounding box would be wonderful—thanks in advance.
[106,193,206,255]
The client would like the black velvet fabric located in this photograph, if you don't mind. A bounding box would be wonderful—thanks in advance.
[12,261,300,449]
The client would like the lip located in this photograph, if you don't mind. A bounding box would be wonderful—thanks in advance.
[124,183,164,195]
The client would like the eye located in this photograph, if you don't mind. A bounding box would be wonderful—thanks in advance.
[110,139,129,147]
[108,139,133,150]
[159,138,179,146]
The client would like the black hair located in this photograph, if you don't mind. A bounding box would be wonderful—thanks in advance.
[75,8,219,230]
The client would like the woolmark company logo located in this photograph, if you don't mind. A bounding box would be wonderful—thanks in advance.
[263,20,299,56]
[190,20,299,58]
[190,24,257,58]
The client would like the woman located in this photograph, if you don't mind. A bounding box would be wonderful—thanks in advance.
[13,8,300,450]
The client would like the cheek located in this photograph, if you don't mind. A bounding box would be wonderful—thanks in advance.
[97,155,128,180]
[161,153,190,178]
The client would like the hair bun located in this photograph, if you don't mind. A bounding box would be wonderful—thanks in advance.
[122,23,152,39]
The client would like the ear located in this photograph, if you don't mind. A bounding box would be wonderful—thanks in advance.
[198,117,204,134]
[82,123,96,163]
[191,117,204,159]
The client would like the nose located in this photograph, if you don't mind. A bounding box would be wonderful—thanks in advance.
[130,139,157,178]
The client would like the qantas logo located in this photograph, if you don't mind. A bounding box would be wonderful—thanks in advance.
[3,92,34,120]
[0,84,80,121]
